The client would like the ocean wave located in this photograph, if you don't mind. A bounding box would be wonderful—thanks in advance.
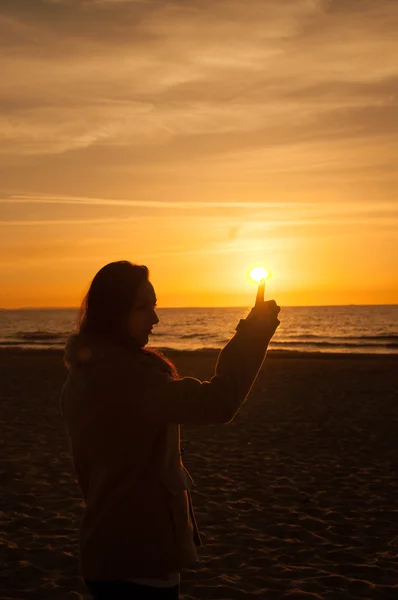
[270,340,398,349]
[351,334,398,342]
[0,340,64,347]
[13,331,65,341]
[180,333,215,339]
[282,333,398,342]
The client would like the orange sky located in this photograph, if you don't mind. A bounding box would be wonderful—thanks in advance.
[1,0,398,308]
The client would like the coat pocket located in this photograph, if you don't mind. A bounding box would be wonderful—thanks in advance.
[161,470,194,551]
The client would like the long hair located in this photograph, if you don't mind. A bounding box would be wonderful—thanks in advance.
[77,261,179,378]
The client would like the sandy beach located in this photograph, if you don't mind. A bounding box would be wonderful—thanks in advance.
[1,348,398,600]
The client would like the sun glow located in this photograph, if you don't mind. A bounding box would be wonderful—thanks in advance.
[248,266,270,284]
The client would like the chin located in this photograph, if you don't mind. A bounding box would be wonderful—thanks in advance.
[129,333,148,348]
[140,335,149,348]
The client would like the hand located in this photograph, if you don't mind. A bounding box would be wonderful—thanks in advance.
[244,280,281,339]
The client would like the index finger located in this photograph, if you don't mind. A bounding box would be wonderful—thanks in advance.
[255,279,265,306]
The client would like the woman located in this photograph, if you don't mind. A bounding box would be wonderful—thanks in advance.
[61,260,280,599]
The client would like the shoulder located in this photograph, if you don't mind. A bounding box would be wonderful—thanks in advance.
[93,349,173,388]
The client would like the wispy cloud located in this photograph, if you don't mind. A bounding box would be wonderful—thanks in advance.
[1,0,397,169]
[2,193,310,208]
[1,192,397,226]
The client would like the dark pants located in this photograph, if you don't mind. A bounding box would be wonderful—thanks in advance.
[84,579,180,599]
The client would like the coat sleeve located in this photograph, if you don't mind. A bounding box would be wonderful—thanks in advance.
[122,320,273,425]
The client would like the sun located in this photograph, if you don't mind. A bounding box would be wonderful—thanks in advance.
[248,266,270,284]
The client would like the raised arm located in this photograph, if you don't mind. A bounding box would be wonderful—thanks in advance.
[122,288,280,425]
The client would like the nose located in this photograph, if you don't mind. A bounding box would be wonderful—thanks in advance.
[153,310,160,326]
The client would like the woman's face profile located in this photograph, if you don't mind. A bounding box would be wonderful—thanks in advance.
[127,280,159,347]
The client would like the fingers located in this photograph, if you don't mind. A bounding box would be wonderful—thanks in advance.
[244,298,281,339]
[255,280,265,306]
[264,299,280,314]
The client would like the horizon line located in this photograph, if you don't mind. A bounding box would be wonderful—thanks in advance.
[1,303,398,311]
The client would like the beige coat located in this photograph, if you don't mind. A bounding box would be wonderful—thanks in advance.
[61,319,271,580]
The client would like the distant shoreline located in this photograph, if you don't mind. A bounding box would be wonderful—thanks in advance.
[1,347,397,360]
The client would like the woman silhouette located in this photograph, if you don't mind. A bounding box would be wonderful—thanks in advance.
[61,260,280,599]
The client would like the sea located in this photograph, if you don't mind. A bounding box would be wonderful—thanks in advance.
[0,305,398,355]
